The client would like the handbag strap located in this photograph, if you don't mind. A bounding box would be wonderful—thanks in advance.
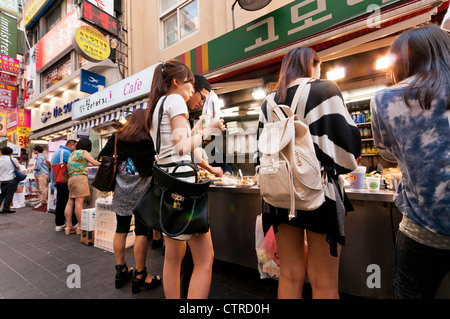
[10,157,18,169]
[158,189,197,238]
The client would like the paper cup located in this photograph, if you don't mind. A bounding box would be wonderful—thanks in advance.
[348,166,366,190]
[366,177,381,192]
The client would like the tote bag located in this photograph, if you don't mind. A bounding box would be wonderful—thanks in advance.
[52,151,69,184]
[10,158,26,183]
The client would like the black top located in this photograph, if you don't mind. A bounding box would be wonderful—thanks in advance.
[98,133,155,177]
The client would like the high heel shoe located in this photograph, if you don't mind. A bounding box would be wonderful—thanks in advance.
[65,227,76,236]
[132,267,161,294]
[115,264,133,289]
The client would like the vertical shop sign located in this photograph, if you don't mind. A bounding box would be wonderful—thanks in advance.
[24,0,53,28]
[175,0,402,74]
[24,45,37,102]
[6,108,30,148]
[0,82,17,110]
[81,0,119,36]
[0,53,19,74]
[0,0,19,16]
[35,8,85,72]
[86,0,114,16]
[0,12,18,58]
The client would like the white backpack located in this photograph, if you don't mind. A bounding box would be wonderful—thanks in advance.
[258,78,326,219]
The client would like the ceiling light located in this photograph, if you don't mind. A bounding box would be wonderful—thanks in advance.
[376,54,394,70]
[252,88,266,100]
[327,67,345,81]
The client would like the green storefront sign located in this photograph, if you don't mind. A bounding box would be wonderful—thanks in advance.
[177,0,403,74]
[0,12,18,58]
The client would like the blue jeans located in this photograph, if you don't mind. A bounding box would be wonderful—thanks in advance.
[394,230,450,299]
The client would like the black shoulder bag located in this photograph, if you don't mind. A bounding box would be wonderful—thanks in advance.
[133,97,211,238]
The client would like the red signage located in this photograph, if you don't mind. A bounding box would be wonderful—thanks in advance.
[81,0,119,37]
[35,8,85,72]
[0,54,20,74]
[0,72,18,85]
[81,1,119,37]
[0,83,17,110]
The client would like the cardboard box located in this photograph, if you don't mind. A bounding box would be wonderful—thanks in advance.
[81,208,96,231]
[80,230,95,246]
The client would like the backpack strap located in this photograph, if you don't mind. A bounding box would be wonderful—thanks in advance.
[290,78,311,115]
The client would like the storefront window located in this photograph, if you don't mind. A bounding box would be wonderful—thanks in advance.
[160,0,199,49]
[46,1,63,32]
[43,57,72,90]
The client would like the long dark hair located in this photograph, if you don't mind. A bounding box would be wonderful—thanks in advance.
[116,108,151,143]
[145,61,194,131]
[275,47,320,103]
[389,24,450,110]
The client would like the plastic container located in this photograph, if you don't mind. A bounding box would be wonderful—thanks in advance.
[366,177,381,192]
[348,166,366,190]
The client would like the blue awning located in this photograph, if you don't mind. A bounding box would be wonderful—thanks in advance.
[72,98,149,132]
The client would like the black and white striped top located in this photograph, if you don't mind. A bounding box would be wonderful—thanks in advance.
[255,78,361,179]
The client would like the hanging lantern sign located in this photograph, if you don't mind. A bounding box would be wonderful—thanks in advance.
[72,25,111,62]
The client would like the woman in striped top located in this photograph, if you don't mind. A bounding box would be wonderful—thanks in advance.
[255,47,361,299]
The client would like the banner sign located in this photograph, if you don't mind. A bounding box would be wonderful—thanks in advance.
[24,0,53,28]
[35,8,85,72]
[86,0,114,16]
[24,45,37,103]
[0,12,18,58]
[80,69,106,94]
[175,0,402,74]
[0,0,19,16]
[72,25,111,62]
[0,72,17,85]
[0,111,6,136]
[81,0,119,37]
[72,63,159,120]
[0,82,17,109]
[0,53,19,74]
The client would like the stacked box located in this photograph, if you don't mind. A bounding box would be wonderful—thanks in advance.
[94,198,135,253]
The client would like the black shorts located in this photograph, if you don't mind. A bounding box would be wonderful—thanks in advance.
[115,214,151,236]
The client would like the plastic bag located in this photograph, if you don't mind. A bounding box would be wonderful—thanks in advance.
[201,91,221,127]
[255,214,280,280]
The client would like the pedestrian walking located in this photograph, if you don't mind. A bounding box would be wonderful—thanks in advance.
[98,108,161,293]
[371,24,450,299]
[145,61,225,299]
[0,147,20,214]
[64,138,100,236]
[255,47,361,299]
[33,145,49,209]
[11,159,26,209]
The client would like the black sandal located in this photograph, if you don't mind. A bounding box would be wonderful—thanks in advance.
[115,263,133,289]
[132,267,161,294]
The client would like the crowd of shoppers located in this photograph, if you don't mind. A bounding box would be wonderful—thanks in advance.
[1,23,447,300]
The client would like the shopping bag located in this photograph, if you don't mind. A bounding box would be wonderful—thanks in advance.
[255,214,280,280]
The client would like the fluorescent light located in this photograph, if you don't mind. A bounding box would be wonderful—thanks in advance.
[327,67,345,81]
[376,56,391,70]
[221,112,240,118]
[252,88,266,100]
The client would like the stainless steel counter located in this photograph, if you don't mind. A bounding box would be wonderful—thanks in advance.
[207,183,449,299]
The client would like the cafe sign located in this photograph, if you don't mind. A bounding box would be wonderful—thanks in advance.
[175,0,402,74]
[72,63,159,120]
[72,25,111,62]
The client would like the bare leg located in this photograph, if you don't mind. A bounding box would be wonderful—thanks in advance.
[186,231,214,299]
[275,224,307,299]
[305,230,341,299]
[163,237,186,299]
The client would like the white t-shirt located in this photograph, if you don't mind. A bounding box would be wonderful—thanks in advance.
[0,156,20,182]
[149,94,193,165]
